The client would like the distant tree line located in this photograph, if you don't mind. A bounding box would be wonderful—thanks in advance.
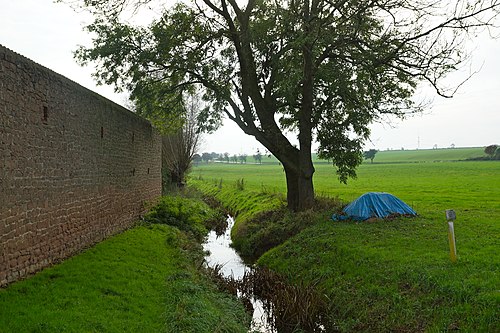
[194,149,269,164]
[465,145,500,161]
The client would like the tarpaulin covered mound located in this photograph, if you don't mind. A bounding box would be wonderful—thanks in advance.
[332,192,417,221]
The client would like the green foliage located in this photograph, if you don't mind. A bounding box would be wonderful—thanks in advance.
[363,149,378,163]
[144,195,216,241]
[483,144,500,160]
[317,130,364,183]
[253,149,262,164]
[235,178,245,191]
[484,144,498,157]
[0,225,249,332]
[162,167,177,194]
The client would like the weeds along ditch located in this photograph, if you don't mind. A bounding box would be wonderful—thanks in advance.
[202,216,334,333]
[145,191,333,332]
[204,264,332,333]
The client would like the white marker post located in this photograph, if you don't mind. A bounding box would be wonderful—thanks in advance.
[445,209,457,263]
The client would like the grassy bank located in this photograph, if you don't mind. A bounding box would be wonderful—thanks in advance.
[0,201,249,332]
[259,216,499,332]
[189,153,499,332]
[189,177,285,250]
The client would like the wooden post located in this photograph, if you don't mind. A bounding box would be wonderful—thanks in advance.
[446,210,457,262]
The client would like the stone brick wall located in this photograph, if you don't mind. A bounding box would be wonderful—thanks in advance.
[0,44,162,286]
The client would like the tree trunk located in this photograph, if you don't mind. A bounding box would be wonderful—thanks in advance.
[297,165,315,211]
[282,160,315,212]
[292,0,316,212]
[283,165,300,211]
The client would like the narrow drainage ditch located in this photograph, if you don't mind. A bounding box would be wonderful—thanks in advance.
[203,216,332,333]
[203,216,273,332]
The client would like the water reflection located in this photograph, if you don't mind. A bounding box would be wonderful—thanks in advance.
[203,216,273,332]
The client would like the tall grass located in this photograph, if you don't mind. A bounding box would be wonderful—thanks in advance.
[205,264,331,333]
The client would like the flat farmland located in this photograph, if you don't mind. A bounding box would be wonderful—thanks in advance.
[192,157,500,250]
[192,159,500,248]
[192,158,499,212]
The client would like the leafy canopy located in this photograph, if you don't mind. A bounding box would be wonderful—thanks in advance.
[70,0,499,182]
[363,149,378,162]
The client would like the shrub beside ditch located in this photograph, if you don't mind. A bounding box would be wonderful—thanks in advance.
[144,195,224,241]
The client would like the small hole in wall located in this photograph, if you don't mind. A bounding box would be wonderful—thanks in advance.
[101,127,104,138]
[147,168,150,174]
[132,168,136,176]
[132,132,135,143]
[42,106,48,123]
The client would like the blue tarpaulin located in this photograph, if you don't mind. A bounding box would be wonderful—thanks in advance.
[332,192,417,221]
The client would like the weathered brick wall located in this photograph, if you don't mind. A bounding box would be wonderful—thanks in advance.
[0,44,162,286]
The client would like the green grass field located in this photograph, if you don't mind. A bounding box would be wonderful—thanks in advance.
[3,147,495,332]
[193,153,499,211]
[215,147,486,165]
[0,223,249,333]
[190,148,500,332]
[363,147,485,163]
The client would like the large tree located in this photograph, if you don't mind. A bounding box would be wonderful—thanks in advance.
[484,144,498,158]
[363,149,377,164]
[65,0,499,211]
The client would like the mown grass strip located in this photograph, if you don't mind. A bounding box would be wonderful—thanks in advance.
[0,223,249,333]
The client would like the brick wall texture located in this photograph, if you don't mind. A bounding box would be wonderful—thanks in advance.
[0,44,162,286]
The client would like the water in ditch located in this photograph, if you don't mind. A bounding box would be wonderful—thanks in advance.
[203,216,273,332]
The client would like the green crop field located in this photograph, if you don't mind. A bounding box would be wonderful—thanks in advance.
[193,148,498,210]
[208,147,486,165]
[190,148,500,332]
[363,147,485,163]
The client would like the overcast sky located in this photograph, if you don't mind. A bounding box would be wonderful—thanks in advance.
[1,0,499,154]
